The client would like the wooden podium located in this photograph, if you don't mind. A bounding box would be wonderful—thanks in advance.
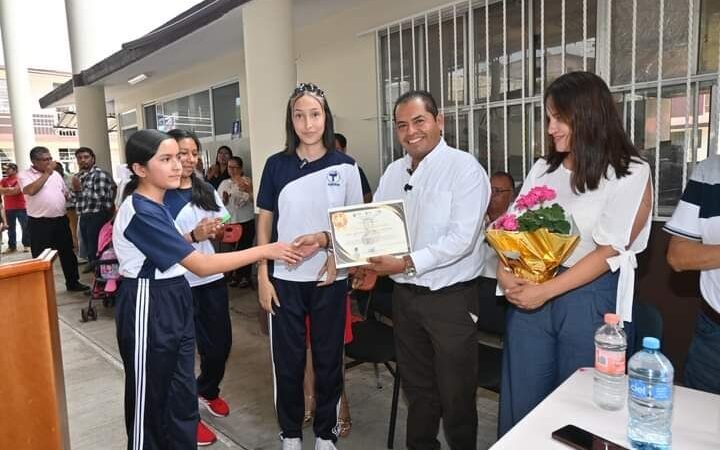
[0,249,71,450]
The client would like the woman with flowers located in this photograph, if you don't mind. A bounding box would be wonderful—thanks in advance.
[496,71,653,436]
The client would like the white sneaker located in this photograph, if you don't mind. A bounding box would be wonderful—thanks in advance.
[315,438,338,450]
[281,437,302,450]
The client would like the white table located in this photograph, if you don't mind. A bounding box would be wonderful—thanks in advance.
[491,368,720,449]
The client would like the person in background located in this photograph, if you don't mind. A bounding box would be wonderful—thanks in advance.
[217,156,255,287]
[207,146,232,190]
[664,153,720,395]
[334,133,372,203]
[0,197,8,249]
[17,147,88,292]
[477,171,516,334]
[0,162,30,253]
[73,147,116,271]
[53,163,79,251]
[496,71,653,436]
[196,156,206,179]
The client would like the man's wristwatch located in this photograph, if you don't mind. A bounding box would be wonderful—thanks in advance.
[402,255,416,277]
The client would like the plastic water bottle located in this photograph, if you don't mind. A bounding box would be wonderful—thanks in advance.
[593,313,627,410]
[628,337,674,450]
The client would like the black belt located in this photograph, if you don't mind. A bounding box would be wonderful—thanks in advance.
[396,277,479,295]
[701,301,720,326]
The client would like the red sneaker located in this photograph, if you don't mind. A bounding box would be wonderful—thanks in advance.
[200,395,230,417]
[197,420,217,446]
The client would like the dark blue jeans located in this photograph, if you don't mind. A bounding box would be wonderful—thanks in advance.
[79,210,112,263]
[6,208,29,249]
[684,309,720,395]
[498,270,619,437]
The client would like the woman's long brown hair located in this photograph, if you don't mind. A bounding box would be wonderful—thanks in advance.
[544,71,642,193]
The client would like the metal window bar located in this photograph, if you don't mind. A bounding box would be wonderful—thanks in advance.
[439,10,445,111]
[521,0,527,176]
[541,0,545,156]
[561,0,566,74]
[717,25,720,156]
[468,0,476,158]
[654,0,663,219]
[375,29,386,170]
[426,13,431,92]
[683,0,695,188]
[454,5,460,147]
[630,0,637,144]
[503,0,508,170]
[485,0,491,170]
[400,22,405,95]
[387,25,394,159]
[583,0,587,71]
[412,17,417,89]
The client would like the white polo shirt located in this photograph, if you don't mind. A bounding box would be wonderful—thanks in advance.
[257,149,364,282]
[664,154,720,314]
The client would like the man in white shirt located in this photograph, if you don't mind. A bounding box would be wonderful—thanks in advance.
[664,154,720,395]
[367,91,490,450]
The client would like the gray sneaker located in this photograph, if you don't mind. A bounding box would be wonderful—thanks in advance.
[281,437,302,450]
[315,438,338,450]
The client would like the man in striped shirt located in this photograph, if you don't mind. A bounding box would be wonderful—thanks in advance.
[664,153,720,395]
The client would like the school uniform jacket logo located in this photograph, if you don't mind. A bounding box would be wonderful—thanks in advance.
[327,170,341,186]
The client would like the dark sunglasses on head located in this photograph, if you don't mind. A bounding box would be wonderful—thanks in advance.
[293,82,325,98]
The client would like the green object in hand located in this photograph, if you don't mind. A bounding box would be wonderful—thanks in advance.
[221,212,232,223]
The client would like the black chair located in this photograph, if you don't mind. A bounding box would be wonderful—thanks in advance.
[345,277,400,449]
[476,276,506,393]
[631,301,663,355]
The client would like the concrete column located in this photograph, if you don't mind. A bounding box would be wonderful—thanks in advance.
[64,0,112,171]
[242,0,295,195]
[0,0,36,171]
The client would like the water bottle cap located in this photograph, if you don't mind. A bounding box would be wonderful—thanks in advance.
[643,337,660,350]
[604,313,620,325]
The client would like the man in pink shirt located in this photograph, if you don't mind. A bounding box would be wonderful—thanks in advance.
[18,146,88,292]
[0,163,31,252]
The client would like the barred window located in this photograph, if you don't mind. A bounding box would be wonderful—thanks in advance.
[376,0,720,219]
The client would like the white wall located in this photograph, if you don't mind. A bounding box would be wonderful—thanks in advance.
[111,49,253,175]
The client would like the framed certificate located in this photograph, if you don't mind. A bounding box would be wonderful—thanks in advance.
[328,200,411,269]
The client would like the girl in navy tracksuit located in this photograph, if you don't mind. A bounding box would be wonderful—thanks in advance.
[255,83,363,448]
[113,129,302,450]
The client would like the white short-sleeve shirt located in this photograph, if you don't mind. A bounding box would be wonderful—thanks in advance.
[164,185,229,287]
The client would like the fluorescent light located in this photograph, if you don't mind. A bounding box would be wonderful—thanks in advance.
[127,73,148,85]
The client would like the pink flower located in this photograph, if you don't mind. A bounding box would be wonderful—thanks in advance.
[534,185,556,202]
[494,213,519,231]
[515,186,557,210]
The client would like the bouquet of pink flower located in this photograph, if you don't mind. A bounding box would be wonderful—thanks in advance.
[486,185,579,283]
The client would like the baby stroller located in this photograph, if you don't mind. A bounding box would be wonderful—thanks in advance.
[81,220,120,322]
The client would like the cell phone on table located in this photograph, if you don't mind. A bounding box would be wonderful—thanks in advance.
[551,425,629,450]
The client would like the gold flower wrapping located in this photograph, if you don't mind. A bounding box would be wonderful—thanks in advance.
[485,228,580,283]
